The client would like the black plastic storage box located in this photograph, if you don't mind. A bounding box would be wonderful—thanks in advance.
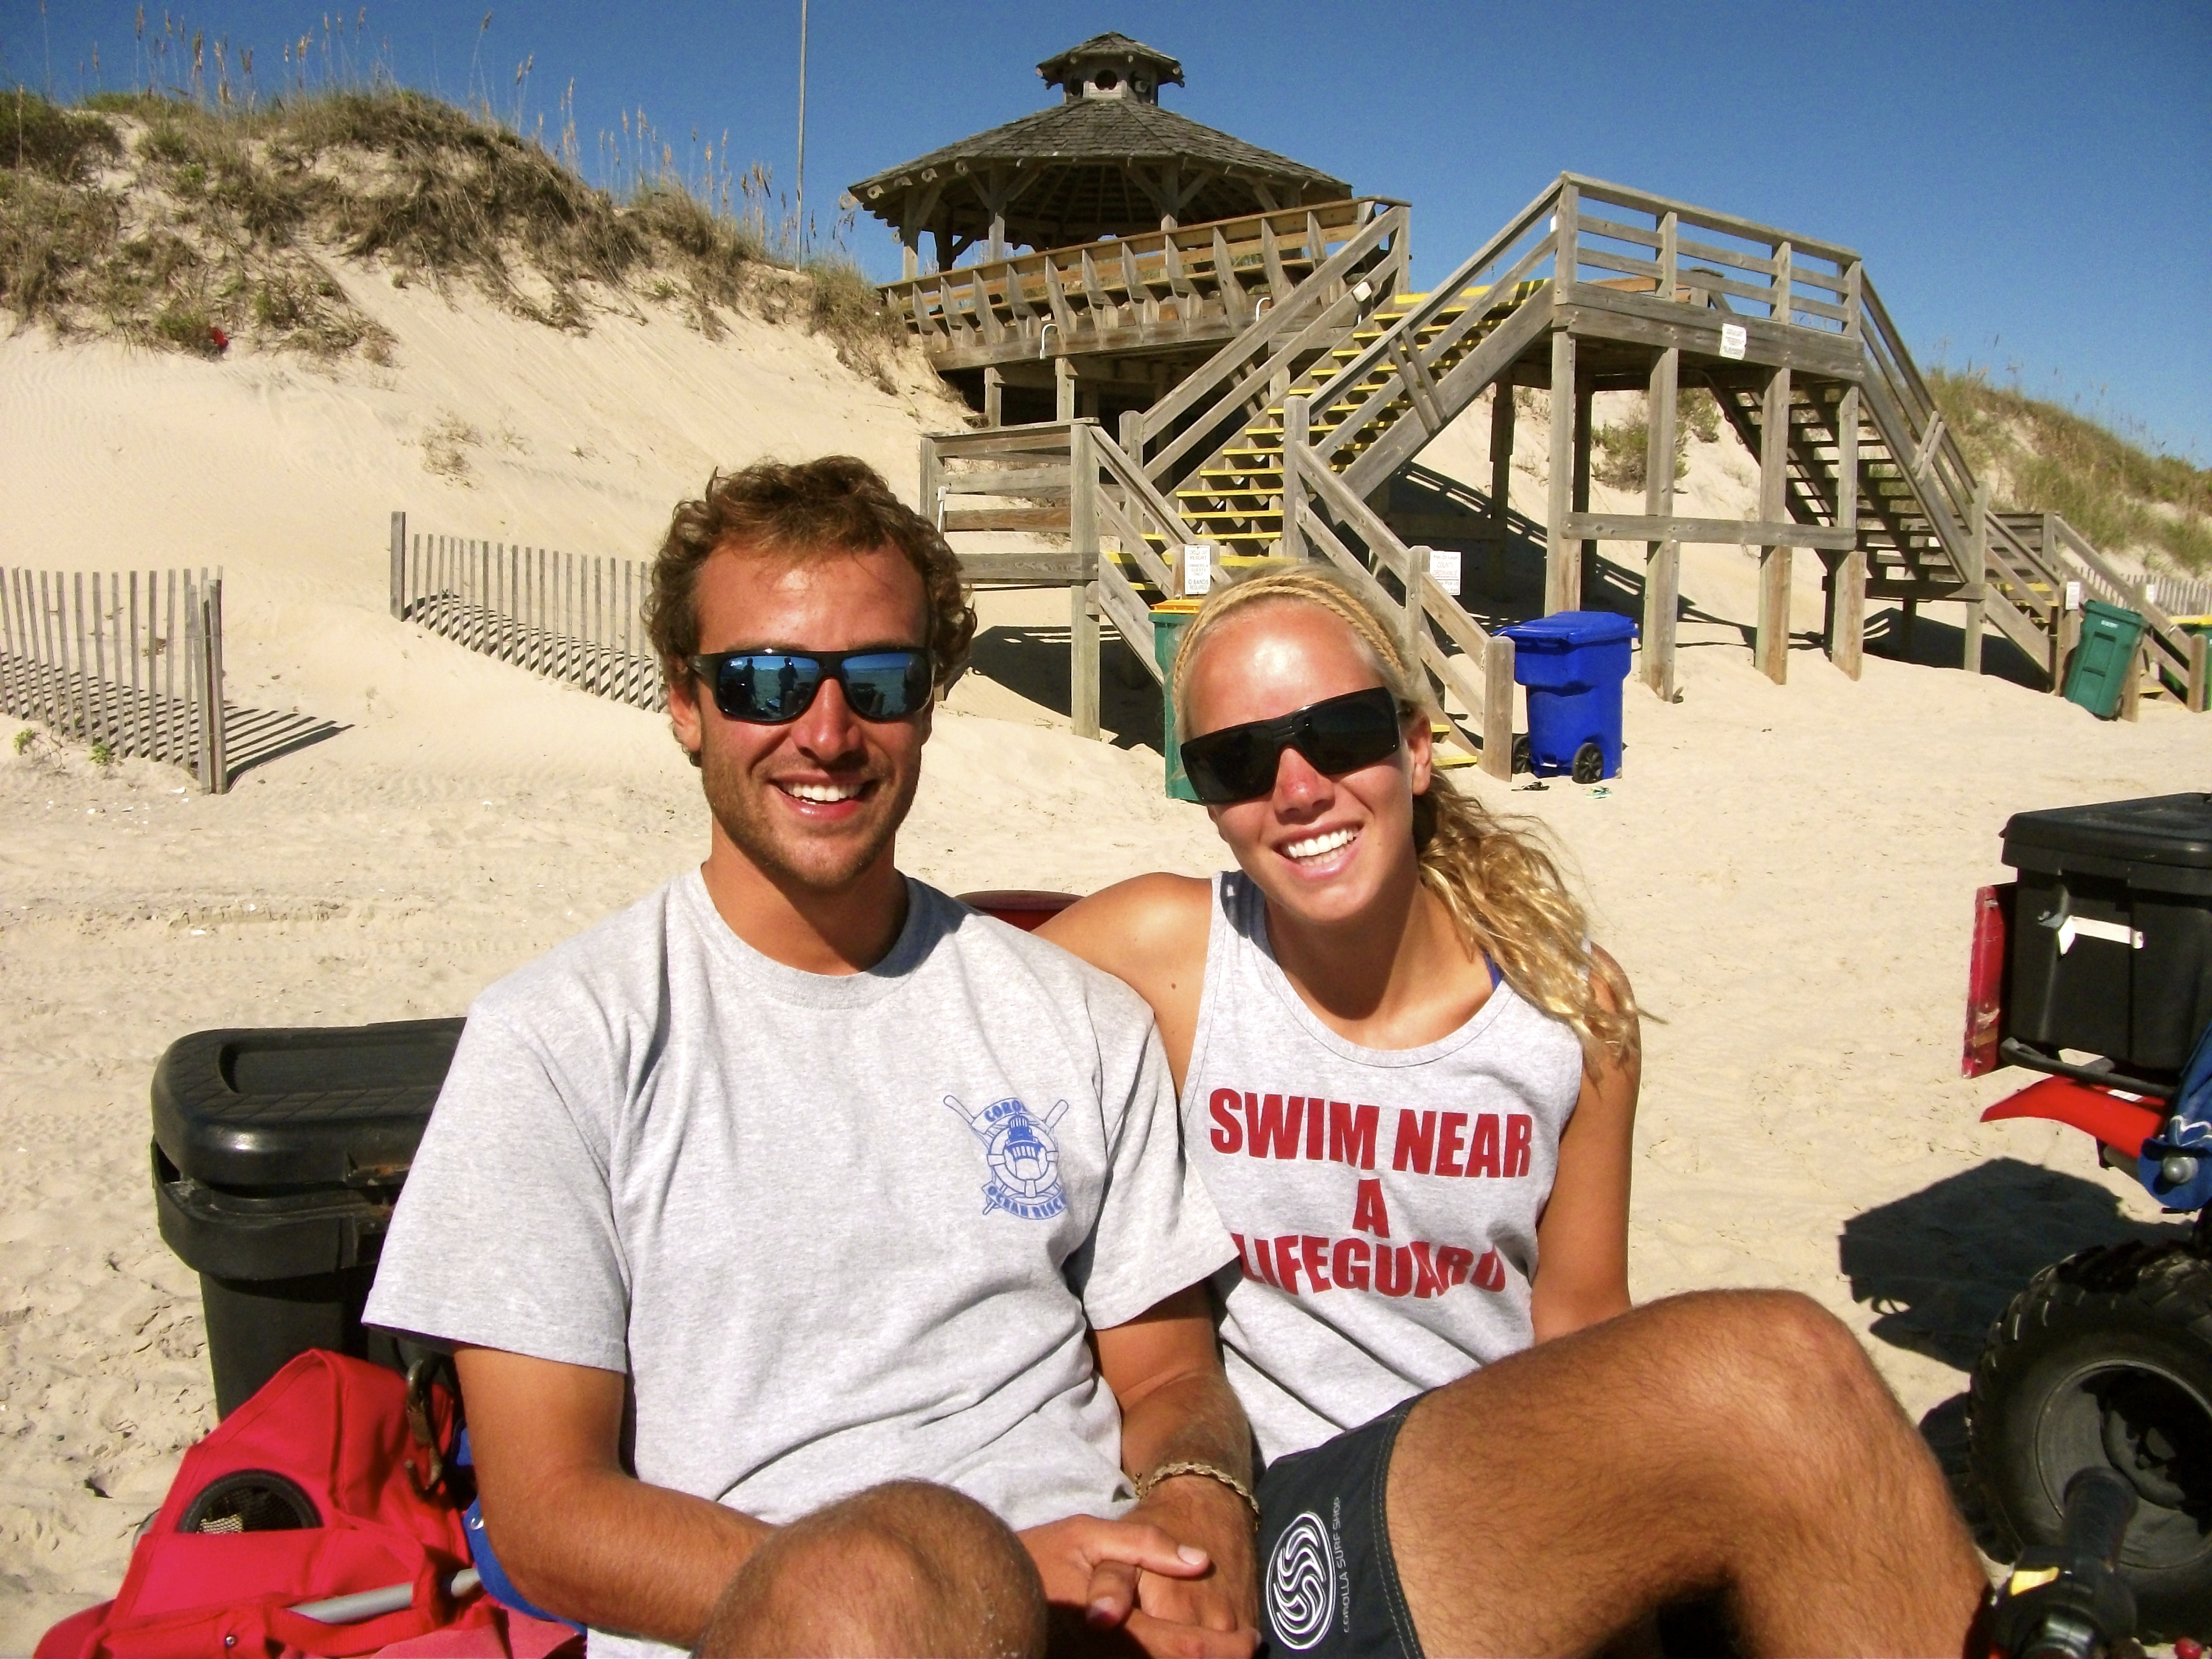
[151,1017,464,1416]
[2001,793,2212,1077]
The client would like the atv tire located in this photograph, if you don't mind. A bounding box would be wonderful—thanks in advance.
[1971,1240,2212,1640]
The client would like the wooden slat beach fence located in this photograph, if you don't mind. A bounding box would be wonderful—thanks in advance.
[389,513,664,711]
[1,565,236,791]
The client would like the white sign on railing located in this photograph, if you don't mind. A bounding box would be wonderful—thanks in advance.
[2064,580,2084,613]
[1719,324,1748,361]
[1428,548,1463,597]
[1182,544,1213,597]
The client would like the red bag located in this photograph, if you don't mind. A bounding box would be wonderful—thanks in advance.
[37,1350,573,1659]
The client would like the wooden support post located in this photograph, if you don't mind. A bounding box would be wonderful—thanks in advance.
[1055,357,1076,423]
[982,367,1003,429]
[1401,546,1428,673]
[1831,385,1862,679]
[1903,597,1918,659]
[902,243,917,280]
[1545,331,1577,614]
[1554,179,1580,290]
[917,436,940,524]
[1483,634,1516,782]
[389,510,407,619]
[1281,394,1310,562]
[1642,347,1678,700]
[1119,410,1144,472]
[1071,583,1100,738]
[2189,632,2209,714]
[1069,421,1100,739]
[1488,383,1516,592]
[1963,479,1989,675]
[1755,366,1794,684]
[2121,631,2142,723]
[1572,364,1595,600]
[1834,551,1866,681]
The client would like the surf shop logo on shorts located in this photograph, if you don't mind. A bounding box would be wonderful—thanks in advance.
[1265,1510,1339,1650]
[945,1094,1070,1220]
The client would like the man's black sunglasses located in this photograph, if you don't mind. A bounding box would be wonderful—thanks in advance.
[688,648,935,724]
[1178,686,1405,805]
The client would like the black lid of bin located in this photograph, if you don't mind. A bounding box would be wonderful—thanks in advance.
[153,1018,465,1191]
[2001,793,2212,884]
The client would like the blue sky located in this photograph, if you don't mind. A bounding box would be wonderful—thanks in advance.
[8,1,2208,460]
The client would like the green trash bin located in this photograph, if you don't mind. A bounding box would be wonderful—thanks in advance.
[2063,598,2148,720]
[1153,598,1203,801]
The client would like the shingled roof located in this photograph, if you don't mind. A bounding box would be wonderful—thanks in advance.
[848,35,1347,257]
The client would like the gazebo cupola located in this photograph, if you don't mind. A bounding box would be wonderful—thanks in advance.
[848,31,1348,275]
[1038,32,1183,105]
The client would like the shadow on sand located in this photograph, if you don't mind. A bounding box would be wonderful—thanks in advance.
[965,624,1163,753]
[1840,1156,2180,1551]
[1862,605,2052,691]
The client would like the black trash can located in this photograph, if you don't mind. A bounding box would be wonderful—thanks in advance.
[152,1016,464,1416]
[2001,793,2212,1079]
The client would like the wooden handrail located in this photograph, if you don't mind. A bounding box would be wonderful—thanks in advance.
[1089,430,1186,592]
[880,198,1401,325]
[1131,204,1411,466]
[1562,173,1860,269]
[2044,514,2193,680]
[1301,178,1563,466]
[1849,279,2193,692]
[1296,452,1515,777]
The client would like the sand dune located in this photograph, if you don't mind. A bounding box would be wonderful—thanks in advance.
[1,274,2203,1644]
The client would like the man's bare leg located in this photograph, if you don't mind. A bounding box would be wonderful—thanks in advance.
[696,1480,1047,1658]
[1386,1290,1985,1657]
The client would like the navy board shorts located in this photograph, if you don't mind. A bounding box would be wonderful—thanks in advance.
[1255,1399,1423,1659]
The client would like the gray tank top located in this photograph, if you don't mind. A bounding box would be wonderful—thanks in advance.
[1182,872,1584,1463]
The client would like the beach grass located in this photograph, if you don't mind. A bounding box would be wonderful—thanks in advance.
[2,84,900,380]
[1930,366,2211,573]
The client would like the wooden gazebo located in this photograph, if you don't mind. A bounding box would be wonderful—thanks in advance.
[848,32,1349,276]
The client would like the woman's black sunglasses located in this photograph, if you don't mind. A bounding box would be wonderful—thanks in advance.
[1178,686,1405,805]
[689,648,936,724]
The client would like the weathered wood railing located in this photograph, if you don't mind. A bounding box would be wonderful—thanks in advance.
[1284,415,1516,780]
[389,514,662,710]
[2,566,337,791]
[921,420,1205,736]
[1119,202,1411,487]
[1559,174,1859,334]
[880,199,1400,372]
[2012,513,2206,707]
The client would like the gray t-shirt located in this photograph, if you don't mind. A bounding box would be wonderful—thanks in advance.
[364,871,1232,1657]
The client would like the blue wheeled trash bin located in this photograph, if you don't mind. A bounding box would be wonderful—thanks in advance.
[1499,611,1639,783]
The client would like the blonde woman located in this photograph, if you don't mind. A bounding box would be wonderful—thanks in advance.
[1039,567,1985,1657]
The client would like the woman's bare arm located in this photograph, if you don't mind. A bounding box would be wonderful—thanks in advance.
[1528,947,1639,1343]
[1036,874,1214,1090]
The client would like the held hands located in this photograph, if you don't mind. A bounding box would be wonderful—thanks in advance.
[1020,1479,1259,1658]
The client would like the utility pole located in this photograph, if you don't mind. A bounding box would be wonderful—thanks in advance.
[794,0,808,255]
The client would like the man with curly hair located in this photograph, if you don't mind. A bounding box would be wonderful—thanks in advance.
[367,456,1260,1658]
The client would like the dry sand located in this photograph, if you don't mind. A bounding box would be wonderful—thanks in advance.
[1,272,2204,1645]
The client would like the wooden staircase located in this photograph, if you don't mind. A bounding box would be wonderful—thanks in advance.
[1160,283,1545,558]
[911,175,2209,737]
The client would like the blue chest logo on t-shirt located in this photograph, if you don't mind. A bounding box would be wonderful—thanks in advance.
[945,1094,1070,1220]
